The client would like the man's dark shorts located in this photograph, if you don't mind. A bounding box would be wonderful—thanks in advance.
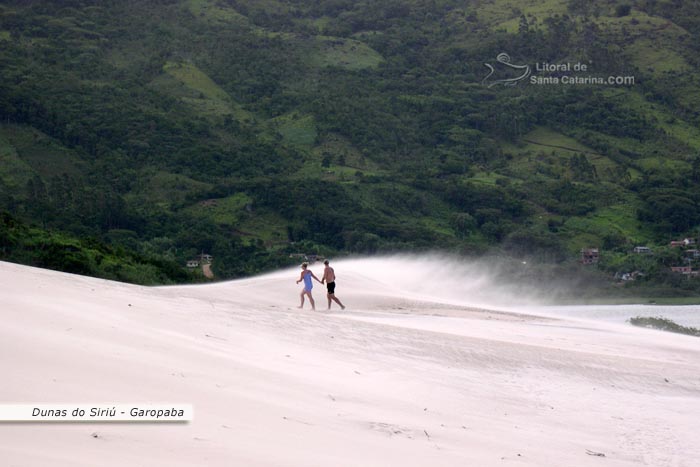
[326,281,336,295]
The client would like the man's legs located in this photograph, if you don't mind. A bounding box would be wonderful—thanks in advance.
[328,293,345,310]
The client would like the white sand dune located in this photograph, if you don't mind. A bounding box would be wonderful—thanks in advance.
[1,258,699,466]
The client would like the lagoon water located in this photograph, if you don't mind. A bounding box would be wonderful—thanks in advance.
[525,304,700,328]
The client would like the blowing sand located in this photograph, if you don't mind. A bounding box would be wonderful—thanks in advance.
[1,259,699,466]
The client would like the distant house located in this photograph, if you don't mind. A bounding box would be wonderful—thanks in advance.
[670,238,697,247]
[618,271,644,281]
[580,248,599,265]
[685,249,700,259]
[187,252,212,269]
[289,253,325,264]
[197,254,213,263]
[199,199,219,207]
[633,246,652,254]
[306,254,325,264]
[671,266,692,274]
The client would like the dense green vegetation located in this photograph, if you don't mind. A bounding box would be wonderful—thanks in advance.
[1,0,700,294]
[0,211,192,284]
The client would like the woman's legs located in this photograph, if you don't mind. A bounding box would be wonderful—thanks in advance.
[306,291,315,310]
[299,290,315,310]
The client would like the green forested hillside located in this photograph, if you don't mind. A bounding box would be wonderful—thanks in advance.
[1,0,700,294]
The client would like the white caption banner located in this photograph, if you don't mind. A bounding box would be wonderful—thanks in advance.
[0,404,192,422]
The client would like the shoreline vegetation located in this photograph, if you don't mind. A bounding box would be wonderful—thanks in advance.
[629,316,700,336]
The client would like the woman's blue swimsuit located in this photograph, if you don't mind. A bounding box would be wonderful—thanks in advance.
[302,271,313,291]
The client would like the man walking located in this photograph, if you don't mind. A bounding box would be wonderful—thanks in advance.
[321,259,345,310]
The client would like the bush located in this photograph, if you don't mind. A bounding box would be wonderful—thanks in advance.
[629,316,700,336]
[615,5,632,17]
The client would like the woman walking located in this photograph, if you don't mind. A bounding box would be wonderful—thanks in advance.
[296,262,322,310]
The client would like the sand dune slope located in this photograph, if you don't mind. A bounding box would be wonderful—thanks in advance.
[1,260,699,466]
